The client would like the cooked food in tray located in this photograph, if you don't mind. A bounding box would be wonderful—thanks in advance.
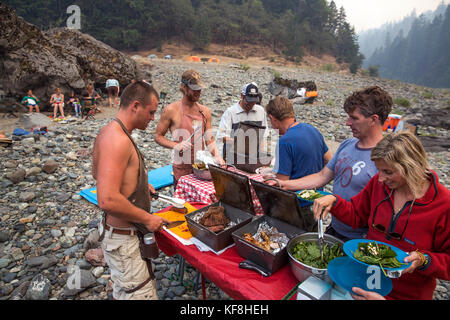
[192,162,208,170]
[190,205,237,233]
[199,205,230,233]
[242,222,290,254]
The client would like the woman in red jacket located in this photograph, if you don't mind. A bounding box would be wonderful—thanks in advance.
[313,131,450,300]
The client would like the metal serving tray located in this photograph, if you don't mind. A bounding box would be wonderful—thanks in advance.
[185,164,256,252]
[232,215,303,275]
[185,202,253,252]
[231,179,318,276]
[251,180,316,232]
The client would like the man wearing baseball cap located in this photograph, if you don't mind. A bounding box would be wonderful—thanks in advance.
[216,82,268,158]
[155,70,224,188]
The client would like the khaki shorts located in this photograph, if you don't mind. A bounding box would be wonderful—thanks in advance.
[101,231,158,300]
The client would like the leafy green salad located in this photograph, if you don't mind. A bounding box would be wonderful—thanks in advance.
[291,241,344,269]
[297,189,324,201]
[353,242,407,276]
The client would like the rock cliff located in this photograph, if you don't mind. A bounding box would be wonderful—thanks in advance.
[0,3,141,109]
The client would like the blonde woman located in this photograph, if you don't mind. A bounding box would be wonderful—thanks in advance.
[313,131,450,300]
[50,88,65,119]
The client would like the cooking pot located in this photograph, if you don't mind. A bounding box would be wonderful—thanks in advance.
[287,232,344,284]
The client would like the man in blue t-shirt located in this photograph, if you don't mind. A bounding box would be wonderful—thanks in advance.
[266,96,331,181]
[271,86,393,241]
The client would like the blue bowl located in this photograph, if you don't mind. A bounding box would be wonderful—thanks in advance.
[296,189,332,207]
[343,239,412,272]
[328,257,393,297]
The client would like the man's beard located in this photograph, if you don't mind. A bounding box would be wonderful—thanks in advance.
[187,92,200,103]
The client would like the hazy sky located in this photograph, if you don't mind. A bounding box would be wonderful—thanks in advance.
[333,0,450,33]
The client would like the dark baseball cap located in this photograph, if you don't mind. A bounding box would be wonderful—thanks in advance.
[242,83,259,102]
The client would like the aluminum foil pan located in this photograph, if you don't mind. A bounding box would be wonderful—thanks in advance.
[244,221,290,254]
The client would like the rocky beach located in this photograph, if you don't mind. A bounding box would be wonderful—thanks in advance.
[0,58,449,300]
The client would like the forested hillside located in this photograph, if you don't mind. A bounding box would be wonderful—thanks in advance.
[358,2,448,63]
[3,0,363,69]
[364,4,450,89]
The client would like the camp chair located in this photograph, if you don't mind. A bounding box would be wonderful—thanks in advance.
[81,98,97,120]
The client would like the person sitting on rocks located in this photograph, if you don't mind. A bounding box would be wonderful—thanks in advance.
[67,90,82,117]
[21,90,40,113]
[50,87,65,119]
[82,84,101,112]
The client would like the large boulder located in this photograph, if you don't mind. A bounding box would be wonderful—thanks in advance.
[17,112,52,130]
[0,3,141,110]
[44,27,141,92]
[403,106,450,131]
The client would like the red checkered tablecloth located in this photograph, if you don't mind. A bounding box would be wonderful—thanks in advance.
[174,170,265,215]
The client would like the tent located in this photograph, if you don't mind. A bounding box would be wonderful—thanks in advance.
[188,56,200,62]
[208,58,220,63]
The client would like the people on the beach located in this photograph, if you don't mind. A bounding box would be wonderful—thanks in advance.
[312,131,450,300]
[21,90,40,113]
[106,77,120,108]
[93,81,169,300]
[155,69,225,189]
[82,84,101,110]
[265,96,331,181]
[216,82,268,158]
[67,90,82,117]
[50,88,65,119]
[267,86,393,241]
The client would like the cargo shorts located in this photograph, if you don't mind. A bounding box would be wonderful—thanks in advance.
[100,231,158,300]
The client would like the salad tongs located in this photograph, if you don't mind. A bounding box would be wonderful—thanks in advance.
[318,215,325,261]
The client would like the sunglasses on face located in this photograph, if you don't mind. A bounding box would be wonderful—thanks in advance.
[371,192,415,241]
[245,97,258,103]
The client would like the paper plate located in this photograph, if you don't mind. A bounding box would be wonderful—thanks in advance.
[154,203,199,240]
[344,239,412,272]
[328,257,393,296]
